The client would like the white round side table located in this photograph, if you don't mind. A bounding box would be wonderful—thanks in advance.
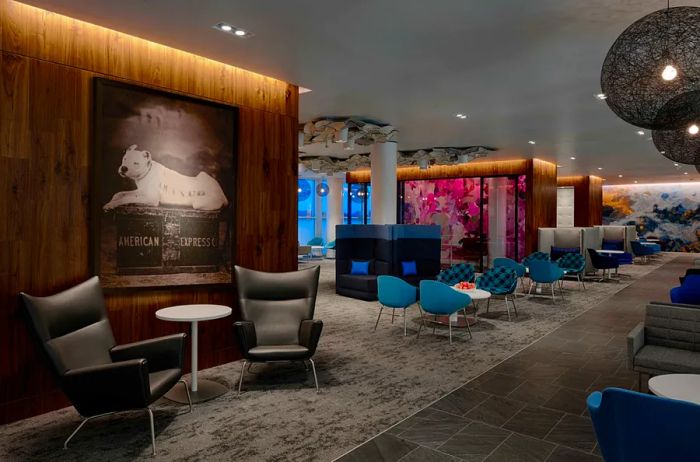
[156,304,232,403]
[649,374,700,406]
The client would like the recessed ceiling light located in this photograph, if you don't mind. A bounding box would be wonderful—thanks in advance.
[299,87,312,94]
[455,114,467,119]
[595,93,607,100]
[570,156,576,160]
[618,174,623,178]
[684,171,689,175]
[528,140,536,145]
[213,23,253,38]
[557,165,562,168]
[674,163,679,167]
[597,167,603,170]
[634,180,638,183]
[636,130,645,135]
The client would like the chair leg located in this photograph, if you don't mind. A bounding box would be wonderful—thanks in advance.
[551,284,556,302]
[403,308,407,337]
[179,379,193,413]
[510,294,518,318]
[147,408,156,456]
[417,305,426,339]
[448,319,453,345]
[391,308,396,324]
[504,297,511,321]
[309,358,320,393]
[237,360,247,397]
[486,297,491,313]
[463,307,473,339]
[373,305,384,331]
[433,315,437,334]
[64,413,107,449]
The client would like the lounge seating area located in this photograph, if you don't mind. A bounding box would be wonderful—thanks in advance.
[4,1,700,461]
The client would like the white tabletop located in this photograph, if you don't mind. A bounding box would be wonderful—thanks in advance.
[649,374,700,405]
[598,249,624,254]
[156,304,232,322]
[452,287,491,300]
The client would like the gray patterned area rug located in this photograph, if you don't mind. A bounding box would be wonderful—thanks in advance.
[0,255,673,461]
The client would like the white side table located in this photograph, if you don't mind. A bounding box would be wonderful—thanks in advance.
[447,287,491,326]
[649,374,700,405]
[156,304,232,403]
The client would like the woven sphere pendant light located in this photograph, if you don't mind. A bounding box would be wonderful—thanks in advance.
[600,6,700,130]
[652,90,700,165]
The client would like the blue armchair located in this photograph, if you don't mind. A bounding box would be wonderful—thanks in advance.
[588,248,619,281]
[670,274,700,305]
[476,267,518,320]
[493,257,526,292]
[376,276,418,336]
[528,260,565,302]
[556,252,586,290]
[631,240,656,263]
[588,387,700,462]
[522,251,550,268]
[418,280,472,344]
[307,237,324,246]
[436,263,475,285]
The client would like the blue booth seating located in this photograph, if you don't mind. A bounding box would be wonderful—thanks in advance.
[588,387,700,462]
[390,225,441,286]
[671,274,700,305]
[602,238,633,265]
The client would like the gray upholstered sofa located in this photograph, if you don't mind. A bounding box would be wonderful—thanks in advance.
[628,301,700,389]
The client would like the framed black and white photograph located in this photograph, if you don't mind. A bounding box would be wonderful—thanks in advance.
[93,78,237,289]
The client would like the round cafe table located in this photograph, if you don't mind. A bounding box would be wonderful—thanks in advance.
[156,304,232,403]
[649,374,700,406]
[427,287,491,328]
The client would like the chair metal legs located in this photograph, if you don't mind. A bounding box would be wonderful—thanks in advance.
[64,408,156,456]
[391,308,396,324]
[237,360,247,397]
[403,308,407,337]
[238,358,320,395]
[374,305,384,331]
[417,305,427,339]
[309,358,320,393]
[462,307,473,339]
[178,379,193,413]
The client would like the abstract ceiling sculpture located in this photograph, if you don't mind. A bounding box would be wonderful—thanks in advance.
[299,146,496,175]
[300,117,398,149]
[600,6,700,130]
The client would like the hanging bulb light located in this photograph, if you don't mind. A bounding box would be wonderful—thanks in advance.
[662,64,678,81]
[418,158,429,170]
[689,124,699,135]
[316,182,329,197]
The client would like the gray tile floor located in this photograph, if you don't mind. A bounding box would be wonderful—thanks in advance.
[337,255,691,462]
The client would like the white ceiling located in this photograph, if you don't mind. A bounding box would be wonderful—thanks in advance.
[25,0,700,185]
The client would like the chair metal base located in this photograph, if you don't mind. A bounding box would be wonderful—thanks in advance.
[237,358,320,396]
[417,305,472,344]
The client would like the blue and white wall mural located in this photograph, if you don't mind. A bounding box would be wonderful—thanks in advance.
[603,183,700,253]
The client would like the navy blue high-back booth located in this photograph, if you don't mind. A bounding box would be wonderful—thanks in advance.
[335,224,440,301]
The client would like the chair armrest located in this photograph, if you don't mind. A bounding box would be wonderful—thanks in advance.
[234,321,257,358]
[111,333,186,372]
[299,319,323,356]
[627,322,645,370]
[62,359,150,416]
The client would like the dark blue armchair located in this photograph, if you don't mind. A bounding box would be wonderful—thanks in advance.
[588,248,619,281]
[588,387,700,462]
[631,240,656,263]
[670,274,700,305]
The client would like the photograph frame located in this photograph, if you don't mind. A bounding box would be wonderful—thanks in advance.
[92,77,238,290]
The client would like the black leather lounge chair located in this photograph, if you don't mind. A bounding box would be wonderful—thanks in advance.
[233,265,323,394]
[19,276,190,455]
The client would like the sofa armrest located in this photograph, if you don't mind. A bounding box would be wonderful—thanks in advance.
[299,319,323,356]
[627,322,645,370]
[63,359,150,416]
[111,333,186,372]
[234,321,257,359]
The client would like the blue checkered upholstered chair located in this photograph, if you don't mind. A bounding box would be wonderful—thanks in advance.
[522,251,550,267]
[437,263,476,286]
[494,257,526,293]
[476,267,518,320]
[556,252,586,290]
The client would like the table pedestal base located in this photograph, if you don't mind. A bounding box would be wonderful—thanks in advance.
[165,379,228,404]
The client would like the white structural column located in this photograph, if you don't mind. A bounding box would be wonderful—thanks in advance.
[326,176,344,241]
[370,142,398,224]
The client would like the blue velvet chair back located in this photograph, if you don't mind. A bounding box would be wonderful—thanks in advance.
[436,263,475,285]
[419,280,471,315]
[588,387,700,462]
[522,251,550,268]
[670,274,700,305]
[631,240,654,257]
[307,237,324,246]
[493,258,526,277]
[377,276,417,308]
[476,267,517,295]
[528,260,565,283]
[556,253,585,273]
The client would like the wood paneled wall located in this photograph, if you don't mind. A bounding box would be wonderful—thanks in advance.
[557,176,603,227]
[0,0,298,424]
[347,159,558,256]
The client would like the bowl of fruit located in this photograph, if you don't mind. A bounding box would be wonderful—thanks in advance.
[454,281,476,290]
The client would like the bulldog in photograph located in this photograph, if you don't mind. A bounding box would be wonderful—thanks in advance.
[103,144,229,211]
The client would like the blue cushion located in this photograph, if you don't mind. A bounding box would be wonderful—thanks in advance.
[551,246,579,261]
[350,260,370,275]
[602,239,624,251]
[401,260,418,276]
